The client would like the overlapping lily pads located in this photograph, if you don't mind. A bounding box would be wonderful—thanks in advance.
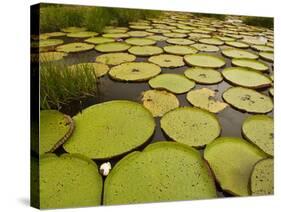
[231,58,269,72]
[56,42,95,53]
[63,100,155,159]
[95,42,131,53]
[251,45,274,52]
[148,54,185,67]
[190,44,220,52]
[184,54,226,68]
[104,142,217,205]
[128,46,163,56]
[204,137,267,196]
[163,45,198,55]
[95,53,136,65]
[125,37,156,46]
[184,67,223,84]
[222,48,258,59]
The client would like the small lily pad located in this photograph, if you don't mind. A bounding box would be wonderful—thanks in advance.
[125,37,156,46]
[222,67,272,88]
[146,35,168,41]
[160,107,221,147]
[222,87,273,113]
[232,58,269,72]
[186,88,228,113]
[166,38,195,45]
[149,74,195,94]
[129,25,152,30]
[39,39,64,48]
[250,158,274,195]
[128,46,163,56]
[184,54,226,68]
[222,48,258,59]
[95,42,131,53]
[56,42,95,53]
[61,27,87,33]
[225,41,249,48]
[95,53,136,65]
[69,62,109,78]
[85,37,115,44]
[141,90,179,117]
[39,52,67,62]
[63,100,155,159]
[199,38,224,45]
[67,31,98,38]
[109,62,161,82]
[204,137,267,196]
[103,27,128,34]
[163,45,198,55]
[163,32,187,38]
[40,32,66,39]
[251,45,274,52]
[242,115,273,156]
[102,33,130,39]
[184,67,223,84]
[259,51,274,62]
[148,54,185,67]
[127,31,153,37]
[190,44,220,52]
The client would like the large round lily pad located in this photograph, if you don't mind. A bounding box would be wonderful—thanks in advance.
[222,67,272,88]
[259,51,274,62]
[161,107,220,147]
[251,45,273,52]
[190,44,220,52]
[166,38,195,45]
[103,142,217,205]
[67,31,98,38]
[39,52,67,62]
[63,100,155,159]
[39,39,64,48]
[242,115,273,156]
[69,62,109,78]
[85,37,115,44]
[108,62,161,82]
[222,48,258,59]
[95,53,136,65]
[127,31,153,37]
[186,88,228,113]
[141,90,179,117]
[222,87,273,113]
[149,74,195,94]
[241,37,267,45]
[232,58,269,72]
[61,27,87,33]
[184,67,223,84]
[40,154,103,208]
[163,45,198,55]
[184,54,226,68]
[250,158,274,195]
[225,41,249,48]
[148,54,184,67]
[163,32,187,38]
[39,110,73,155]
[204,137,267,196]
[125,38,156,46]
[95,42,131,53]
[56,42,95,53]
[146,35,168,41]
[128,46,163,56]
[102,33,130,39]
[199,38,224,45]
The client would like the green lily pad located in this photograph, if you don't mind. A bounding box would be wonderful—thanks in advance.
[40,32,66,39]
[222,87,273,113]
[214,36,235,42]
[184,67,223,84]
[63,100,155,159]
[61,27,87,33]
[241,37,267,45]
[67,31,98,38]
[222,67,272,88]
[56,42,95,53]
[40,154,102,208]
[222,48,259,59]
[128,46,163,56]
[163,32,187,38]
[69,62,109,78]
[188,33,211,40]
[39,52,67,62]
[190,44,220,52]
[102,33,130,39]
[199,38,224,45]
[232,58,269,72]
[161,107,221,147]
[148,54,184,67]
[109,62,161,82]
[225,41,249,48]
[251,45,274,52]
[166,38,195,45]
[163,45,198,55]
[103,27,128,34]
[95,53,136,65]
[129,25,152,30]
[269,87,274,96]
[204,137,267,196]
[141,90,179,117]
[149,74,195,94]
[259,51,274,62]
[184,54,226,68]
[95,42,131,53]
[127,31,153,37]
[84,37,115,44]
[250,158,274,195]
[242,115,273,156]
[146,28,170,34]
[125,38,156,46]
[186,88,228,113]
[103,142,217,205]
[146,35,168,41]
[39,39,64,48]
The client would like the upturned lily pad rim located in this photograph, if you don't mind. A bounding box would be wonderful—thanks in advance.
[231,58,269,72]
[184,53,226,68]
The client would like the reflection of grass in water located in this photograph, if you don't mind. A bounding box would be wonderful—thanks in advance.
[40,62,98,110]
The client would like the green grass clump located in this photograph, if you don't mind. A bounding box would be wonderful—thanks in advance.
[40,62,98,110]
[194,12,226,20]
[243,16,273,29]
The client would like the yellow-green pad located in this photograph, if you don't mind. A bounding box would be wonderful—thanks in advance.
[163,45,198,55]
[128,46,163,56]
[232,58,269,72]
[39,52,67,62]
[85,37,115,44]
[56,42,95,53]
[251,45,273,52]
[61,27,87,33]
[40,154,102,209]
[95,42,131,53]
[146,35,168,41]
[225,41,249,48]
[69,62,109,78]
[148,54,185,67]
[166,38,195,45]
[199,38,224,45]
[222,48,258,59]
[259,51,274,62]
[127,31,153,37]
[242,37,267,45]
[39,39,64,48]
[190,44,220,52]
[104,142,217,205]
[67,31,98,38]
[95,53,136,65]
[184,54,226,68]
[163,32,187,38]
[125,38,156,46]
[184,67,223,84]
[204,137,267,196]
[102,33,130,39]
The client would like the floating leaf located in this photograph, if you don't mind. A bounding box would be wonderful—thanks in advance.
[222,48,258,59]
[39,52,67,62]
[85,37,115,44]
[128,46,163,56]
[166,38,195,45]
[69,62,109,78]
[259,51,274,62]
[148,54,185,67]
[251,45,273,52]
[95,42,131,53]
[163,45,198,55]
[61,27,87,33]
[190,44,219,52]
[125,37,156,46]
[225,41,249,48]
[95,53,136,65]
[184,54,226,68]
[231,58,269,72]
[67,31,98,38]
[184,67,223,84]
[56,42,94,53]
[102,33,130,39]
[199,38,224,45]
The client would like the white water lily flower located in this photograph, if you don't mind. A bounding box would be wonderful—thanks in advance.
[100,162,112,176]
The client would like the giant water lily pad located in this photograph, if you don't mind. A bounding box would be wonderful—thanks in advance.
[222,67,272,88]
[141,90,179,117]
[225,41,249,48]
[67,31,98,38]
[222,48,258,59]
[251,45,274,52]
[39,32,66,39]
[204,137,267,196]
[163,32,187,38]
[184,67,223,84]
[56,42,95,53]
[146,35,168,41]
[190,44,220,52]
[127,31,153,37]
[184,54,226,68]
[128,46,163,56]
[102,33,130,39]
[63,100,155,159]
[95,42,130,53]
[199,38,224,45]
[148,54,184,67]
[69,62,109,78]
[61,27,87,33]
[39,39,64,48]
[166,38,195,45]
[259,51,274,62]
[95,53,136,65]
[40,154,102,208]
[103,27,128,34]
[160,107,221,147]
[250,158,274,195]
[109,62,161,82]
[125,38,156,46]
[186,88,228,113]
[103,142,217,205]
[222,87,273,113]
[39,52,67,62]
[163,45,198,55]
[242,37,267,45]
[149,74,195,94]
[85,37,115,44]
[232,58,269,72]
[242,115,273,156]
